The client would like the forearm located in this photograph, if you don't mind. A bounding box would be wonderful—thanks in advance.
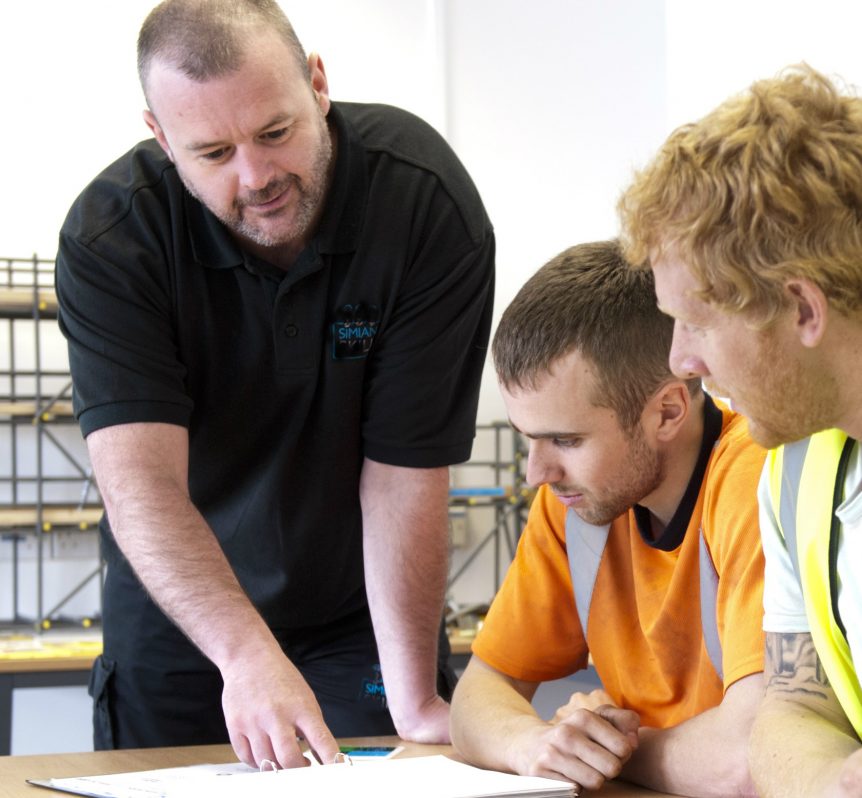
[90,422,337,767]
[750,692,860,797]
[450,658,545,774]
[749,631,862,797]
[621,714,754,797]
[109,481,276,666]
[621,674,762,797]
[361,460,450,728]
[91,424,277,669]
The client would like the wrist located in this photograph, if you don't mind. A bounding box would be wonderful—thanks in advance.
[213,620,282,675]
[389,694,451,744]
[507,717,550,775]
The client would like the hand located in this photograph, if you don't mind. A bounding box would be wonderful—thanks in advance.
[513,704,641,792]
[220,645,339,769]
[390,693,451,744]
[552,689,618,723]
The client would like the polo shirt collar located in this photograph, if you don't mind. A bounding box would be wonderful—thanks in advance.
[315,102,367,255]
[187,100,366,271]
[186,191,245,270]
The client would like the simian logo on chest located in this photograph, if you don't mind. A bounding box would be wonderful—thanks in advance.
[331,302,380,360]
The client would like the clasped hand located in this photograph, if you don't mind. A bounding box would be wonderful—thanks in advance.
[513,691,640,792]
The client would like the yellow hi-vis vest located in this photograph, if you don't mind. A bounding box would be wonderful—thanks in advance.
[766,429,862,738]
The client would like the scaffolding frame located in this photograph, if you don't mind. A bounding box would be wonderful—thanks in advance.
[0,255,103,631]
[447,421,530,598]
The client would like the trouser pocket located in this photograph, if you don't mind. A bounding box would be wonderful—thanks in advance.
[88,655,117,750]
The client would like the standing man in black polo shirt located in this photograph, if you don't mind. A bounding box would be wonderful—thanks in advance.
[55,0,494,769]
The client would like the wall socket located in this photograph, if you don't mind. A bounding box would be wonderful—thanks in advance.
[448,510,469,548]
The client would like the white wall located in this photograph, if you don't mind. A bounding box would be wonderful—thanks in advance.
[665,0,862,129]
[0,0,446,260]
[0,3,149,261]
[5,1,862,610]
[7,0,862,373]
[445,0,667,424]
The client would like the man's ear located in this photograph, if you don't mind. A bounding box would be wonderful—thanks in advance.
[143,109,174,162]
[307,52,331,116]
[643,380,691,444]
[785,278,828,348]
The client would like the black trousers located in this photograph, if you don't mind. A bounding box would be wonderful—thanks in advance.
[91,564,456,749]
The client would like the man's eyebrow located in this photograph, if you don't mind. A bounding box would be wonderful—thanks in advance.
[508,419,582,440]
[185,138,226,153]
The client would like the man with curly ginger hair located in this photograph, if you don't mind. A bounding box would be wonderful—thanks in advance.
[618,64,862,797]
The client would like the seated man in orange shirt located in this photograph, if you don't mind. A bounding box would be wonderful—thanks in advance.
[450,240,766,797]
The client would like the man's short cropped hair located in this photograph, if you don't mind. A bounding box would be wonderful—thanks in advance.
[138,0,310,102]
[492,240,699,431]
[619,63,862,326]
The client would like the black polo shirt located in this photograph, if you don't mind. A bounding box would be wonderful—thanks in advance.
[56,102,495,630]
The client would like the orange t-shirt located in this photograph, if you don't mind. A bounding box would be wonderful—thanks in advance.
[473,400,766,728]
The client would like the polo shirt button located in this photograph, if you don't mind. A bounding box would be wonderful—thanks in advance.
[284,324,299,337]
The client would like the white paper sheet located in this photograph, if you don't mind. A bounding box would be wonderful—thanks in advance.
[29,755,574,798]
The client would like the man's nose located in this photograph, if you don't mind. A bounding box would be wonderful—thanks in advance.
[236,146,276,192]
[525,442,563,488]
[669,325,710,380]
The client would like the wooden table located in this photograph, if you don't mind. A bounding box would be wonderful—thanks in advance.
[0,737,680,797]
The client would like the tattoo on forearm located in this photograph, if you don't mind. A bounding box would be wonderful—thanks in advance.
[766,633,830,699]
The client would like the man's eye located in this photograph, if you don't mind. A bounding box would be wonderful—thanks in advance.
[262,127,289,141]
[553,438,581,448]
[201,148,229,162]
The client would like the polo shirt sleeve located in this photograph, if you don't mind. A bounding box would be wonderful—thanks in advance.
[56,231,193,437]
[359,184,495,469]
[758,463,810,634]
[701,413,768,689]
[472,485,589,682]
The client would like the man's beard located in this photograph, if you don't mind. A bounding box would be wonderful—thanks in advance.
[556,424,665,527]
[728,332,838,449]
